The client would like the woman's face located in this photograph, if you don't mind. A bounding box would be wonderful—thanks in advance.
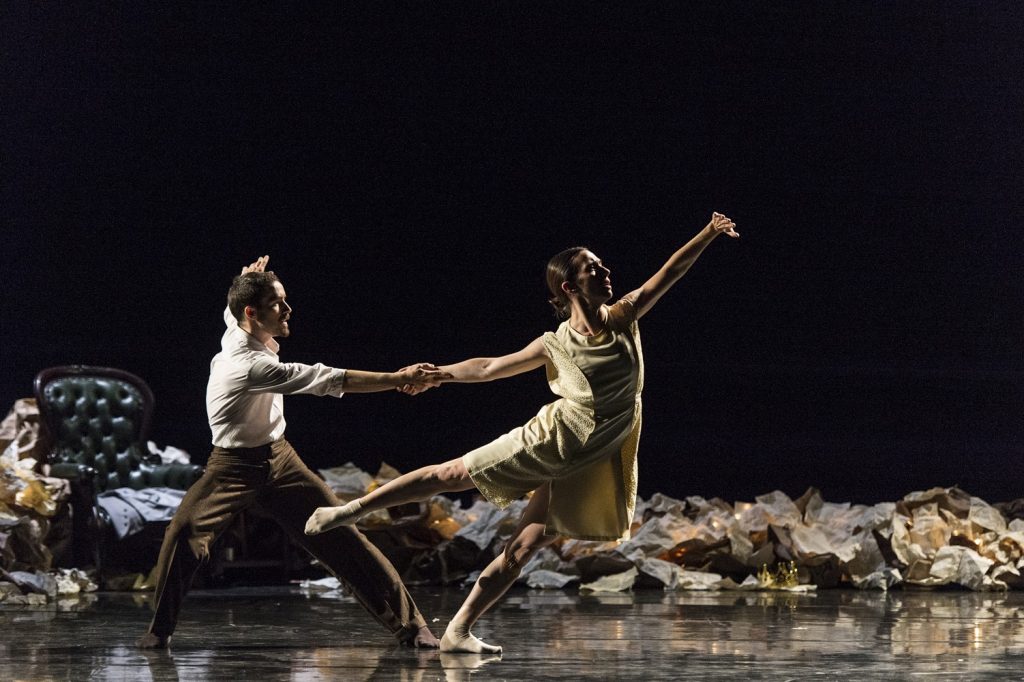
[571,250,613,303]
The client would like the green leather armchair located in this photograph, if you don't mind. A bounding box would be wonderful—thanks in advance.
[34,365,203,572]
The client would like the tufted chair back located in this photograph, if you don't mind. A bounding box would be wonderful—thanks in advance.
[33,365,204,573]
[35,365,164,491]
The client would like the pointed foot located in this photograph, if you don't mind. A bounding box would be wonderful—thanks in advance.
[440,630,502,655]
[304,501,363,535]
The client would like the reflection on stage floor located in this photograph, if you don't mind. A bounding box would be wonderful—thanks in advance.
[2,586,1022,680]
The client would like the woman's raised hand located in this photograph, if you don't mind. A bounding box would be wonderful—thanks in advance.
[707,212,739,238]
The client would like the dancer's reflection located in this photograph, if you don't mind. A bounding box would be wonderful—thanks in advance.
[439,652,502,682]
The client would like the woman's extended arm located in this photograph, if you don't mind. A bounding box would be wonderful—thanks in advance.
[439,336,548,382]
[396,337,547,395]
[396,337,548,395]
[624,212,738,319]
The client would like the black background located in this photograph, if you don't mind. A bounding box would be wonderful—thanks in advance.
[5,3,1021,505]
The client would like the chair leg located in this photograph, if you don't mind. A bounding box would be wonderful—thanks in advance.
[68,487,101,572]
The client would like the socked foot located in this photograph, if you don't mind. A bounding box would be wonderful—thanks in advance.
[304,500,363,535]
[440,627,502,655]
[136,632,170,649]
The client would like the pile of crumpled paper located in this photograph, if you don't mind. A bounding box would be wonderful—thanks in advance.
[0,399,96,603]
[318,462,1024,592]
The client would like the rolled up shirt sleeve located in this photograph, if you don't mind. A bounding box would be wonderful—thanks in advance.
[248,357,346,397]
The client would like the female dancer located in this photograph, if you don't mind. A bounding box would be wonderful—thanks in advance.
[306,212,739,653]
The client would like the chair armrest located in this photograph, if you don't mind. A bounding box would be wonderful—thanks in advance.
[168,463,204,490]
[48,462,98,485]
[140,462,205,490]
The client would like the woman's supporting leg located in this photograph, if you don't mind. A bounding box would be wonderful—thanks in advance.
[441,483,557,654]
[305,457,474,535]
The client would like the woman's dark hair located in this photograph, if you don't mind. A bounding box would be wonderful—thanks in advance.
[546,246,587,319]
[227,271,280,321]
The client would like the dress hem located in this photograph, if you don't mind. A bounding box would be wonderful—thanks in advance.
[543,524,630,542]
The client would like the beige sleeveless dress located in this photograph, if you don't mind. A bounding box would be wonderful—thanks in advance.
[462,298,644,541]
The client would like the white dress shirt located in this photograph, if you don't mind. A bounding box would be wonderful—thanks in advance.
[206,307,346,448]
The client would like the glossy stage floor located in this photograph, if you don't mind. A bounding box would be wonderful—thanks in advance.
[2,586,1022,681]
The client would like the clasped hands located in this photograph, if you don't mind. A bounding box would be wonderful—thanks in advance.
[396,363,451,395]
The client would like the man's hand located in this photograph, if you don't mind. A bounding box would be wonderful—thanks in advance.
[707,212,739,238]
[396,363,452,395]
[241,255,270,275]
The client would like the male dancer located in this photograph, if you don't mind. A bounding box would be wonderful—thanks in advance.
[137,255,447,648]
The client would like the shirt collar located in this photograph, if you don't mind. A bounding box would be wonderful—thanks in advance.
[232,323,280,355]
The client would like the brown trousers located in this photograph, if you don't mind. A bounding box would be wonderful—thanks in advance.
[147,439,426,642]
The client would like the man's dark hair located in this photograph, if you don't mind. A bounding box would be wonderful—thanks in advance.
[227,271,280,321]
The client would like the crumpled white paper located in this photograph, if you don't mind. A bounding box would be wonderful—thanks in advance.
[318,462,374,500]
[677,570,727,591]
[526,570,579,589]
[454,499,529,551]
[298,576,342,590]
[55,568,98,595]
[147,441,191,465]
[637,558,680,589]
[580,567,638,592]
[296,576,355,600]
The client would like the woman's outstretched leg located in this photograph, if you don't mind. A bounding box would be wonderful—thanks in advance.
[441,483,557,654]
[305,457,473,534]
